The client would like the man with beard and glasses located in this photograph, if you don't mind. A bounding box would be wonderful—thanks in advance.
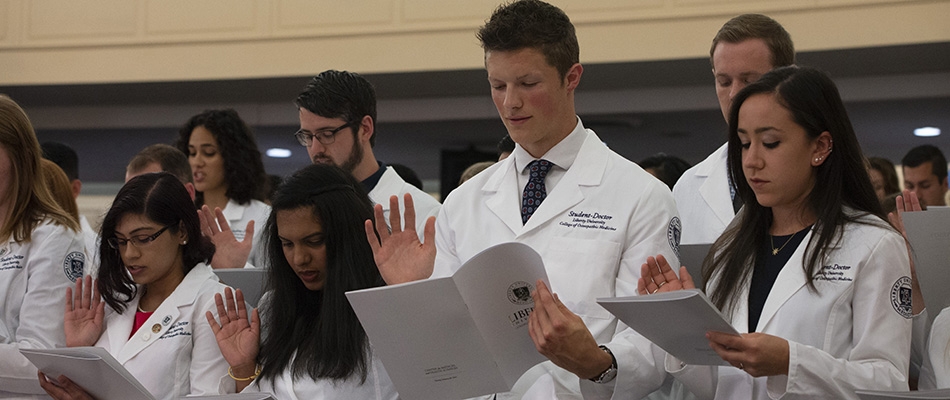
[294,70,441,237]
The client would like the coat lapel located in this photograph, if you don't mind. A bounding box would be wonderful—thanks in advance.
[754,229,814,332]
[113,264,211,363]
[698,145,735,227]
[485,157,527,235]
[518,131,606,235]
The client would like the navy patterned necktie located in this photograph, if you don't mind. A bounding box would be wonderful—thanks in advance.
[522,159,552,224]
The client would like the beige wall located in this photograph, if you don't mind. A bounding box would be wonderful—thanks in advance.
[1,0,948,85]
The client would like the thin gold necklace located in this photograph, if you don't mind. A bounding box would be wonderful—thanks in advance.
[770,230,801,256]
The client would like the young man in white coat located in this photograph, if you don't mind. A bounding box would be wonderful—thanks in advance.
[368,1,682,398]
[673,14,795,244]
[295,70,440,238]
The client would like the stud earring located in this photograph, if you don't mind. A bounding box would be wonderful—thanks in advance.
[181,240,187,245]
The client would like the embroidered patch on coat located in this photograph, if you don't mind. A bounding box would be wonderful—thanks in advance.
[890,276,913,319]
[667,217,682,260]
[63,251,85,282]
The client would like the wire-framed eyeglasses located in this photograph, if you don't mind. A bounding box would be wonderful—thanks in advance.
[294,122,355,147]
[107,224,175,249]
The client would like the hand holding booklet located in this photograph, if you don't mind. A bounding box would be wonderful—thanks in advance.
[597,289,739,365]
[345,242,549,400]
[20,346,154,400]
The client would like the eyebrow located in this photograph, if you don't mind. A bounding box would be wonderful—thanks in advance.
[737,126,780,135]
[115,226,160,237]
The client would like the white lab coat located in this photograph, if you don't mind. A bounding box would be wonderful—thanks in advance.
[434,122,681,399]
[668,215,912,399]
[94,263,231,400]
[368,165,441,240]
[919,307,950,389]
[244,350,399,400]
[242,292,399,399]
[221,199,271,268]
[0,219,85,399]
[673,143,734,245]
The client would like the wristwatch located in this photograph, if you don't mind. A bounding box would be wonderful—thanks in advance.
[589,345,617,384]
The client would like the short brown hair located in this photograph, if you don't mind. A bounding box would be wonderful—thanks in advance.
[477,0,579,79]
[711,14,794,69]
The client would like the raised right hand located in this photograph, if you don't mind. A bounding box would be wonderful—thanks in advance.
[205,288,260,371]
[364,194,436,285]
[63,275,105,347]
[637,254,695,295]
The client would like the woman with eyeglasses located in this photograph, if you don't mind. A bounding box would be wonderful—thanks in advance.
[206,164,398,399]
[38,172,233,400]
[175,109,270,268]
[0,95,86,398]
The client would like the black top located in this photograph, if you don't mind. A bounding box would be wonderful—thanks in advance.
[748,225,812,332]
[361,161,387,193]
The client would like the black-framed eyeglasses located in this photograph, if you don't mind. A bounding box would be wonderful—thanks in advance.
[294,122,354,147]
[107,224,175,250]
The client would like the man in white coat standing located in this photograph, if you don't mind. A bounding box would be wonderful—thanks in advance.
[370,1,682,398]
[673,14,795,244]
[295,70,440,237]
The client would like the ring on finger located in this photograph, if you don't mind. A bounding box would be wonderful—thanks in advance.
[656,281,667,289]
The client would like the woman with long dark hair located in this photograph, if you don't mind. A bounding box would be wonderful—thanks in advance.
[39,173,232,400]
[176,109,270,268]
[640,66,911,399]
[207,164,397,398]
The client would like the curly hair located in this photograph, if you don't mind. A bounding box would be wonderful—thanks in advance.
[175,109,266,206]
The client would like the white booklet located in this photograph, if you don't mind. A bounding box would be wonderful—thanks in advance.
[345,242,549,400]
[597,289,739,365]
[20,346,154,400]
[856,388,950,399]
[902,208,950,327]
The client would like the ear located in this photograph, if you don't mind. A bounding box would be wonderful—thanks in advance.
[184,182,197,202]
[564,63,583,93]
[811,131,833,167]
[70,179,82,199]
[177,221,189,244]
[357,115,374,145]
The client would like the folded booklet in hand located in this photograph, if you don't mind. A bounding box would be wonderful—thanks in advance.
[346,242,549,400]
[20,346,154,400]
[597,289,739,365]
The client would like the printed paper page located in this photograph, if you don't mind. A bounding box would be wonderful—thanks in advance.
[453,242,549,387]
[597,289,739,365]
[346,277,506,400]
[20,346,154,400]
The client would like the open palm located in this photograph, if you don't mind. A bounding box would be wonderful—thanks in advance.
[63,276,104,347]
[206,287,260,369]
[364,194,436,285]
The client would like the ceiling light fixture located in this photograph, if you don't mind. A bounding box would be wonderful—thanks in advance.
[914,127,941,137]
[266,148,292,158]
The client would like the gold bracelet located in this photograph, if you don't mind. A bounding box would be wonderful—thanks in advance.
[228,365,261,381]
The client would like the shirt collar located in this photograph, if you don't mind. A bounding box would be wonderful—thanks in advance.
[514,117,587,174]
[361,161,387,192]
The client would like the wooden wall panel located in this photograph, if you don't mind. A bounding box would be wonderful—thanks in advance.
[27,0,137,40]
[146,0,257,35]
[0,0,946,85]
